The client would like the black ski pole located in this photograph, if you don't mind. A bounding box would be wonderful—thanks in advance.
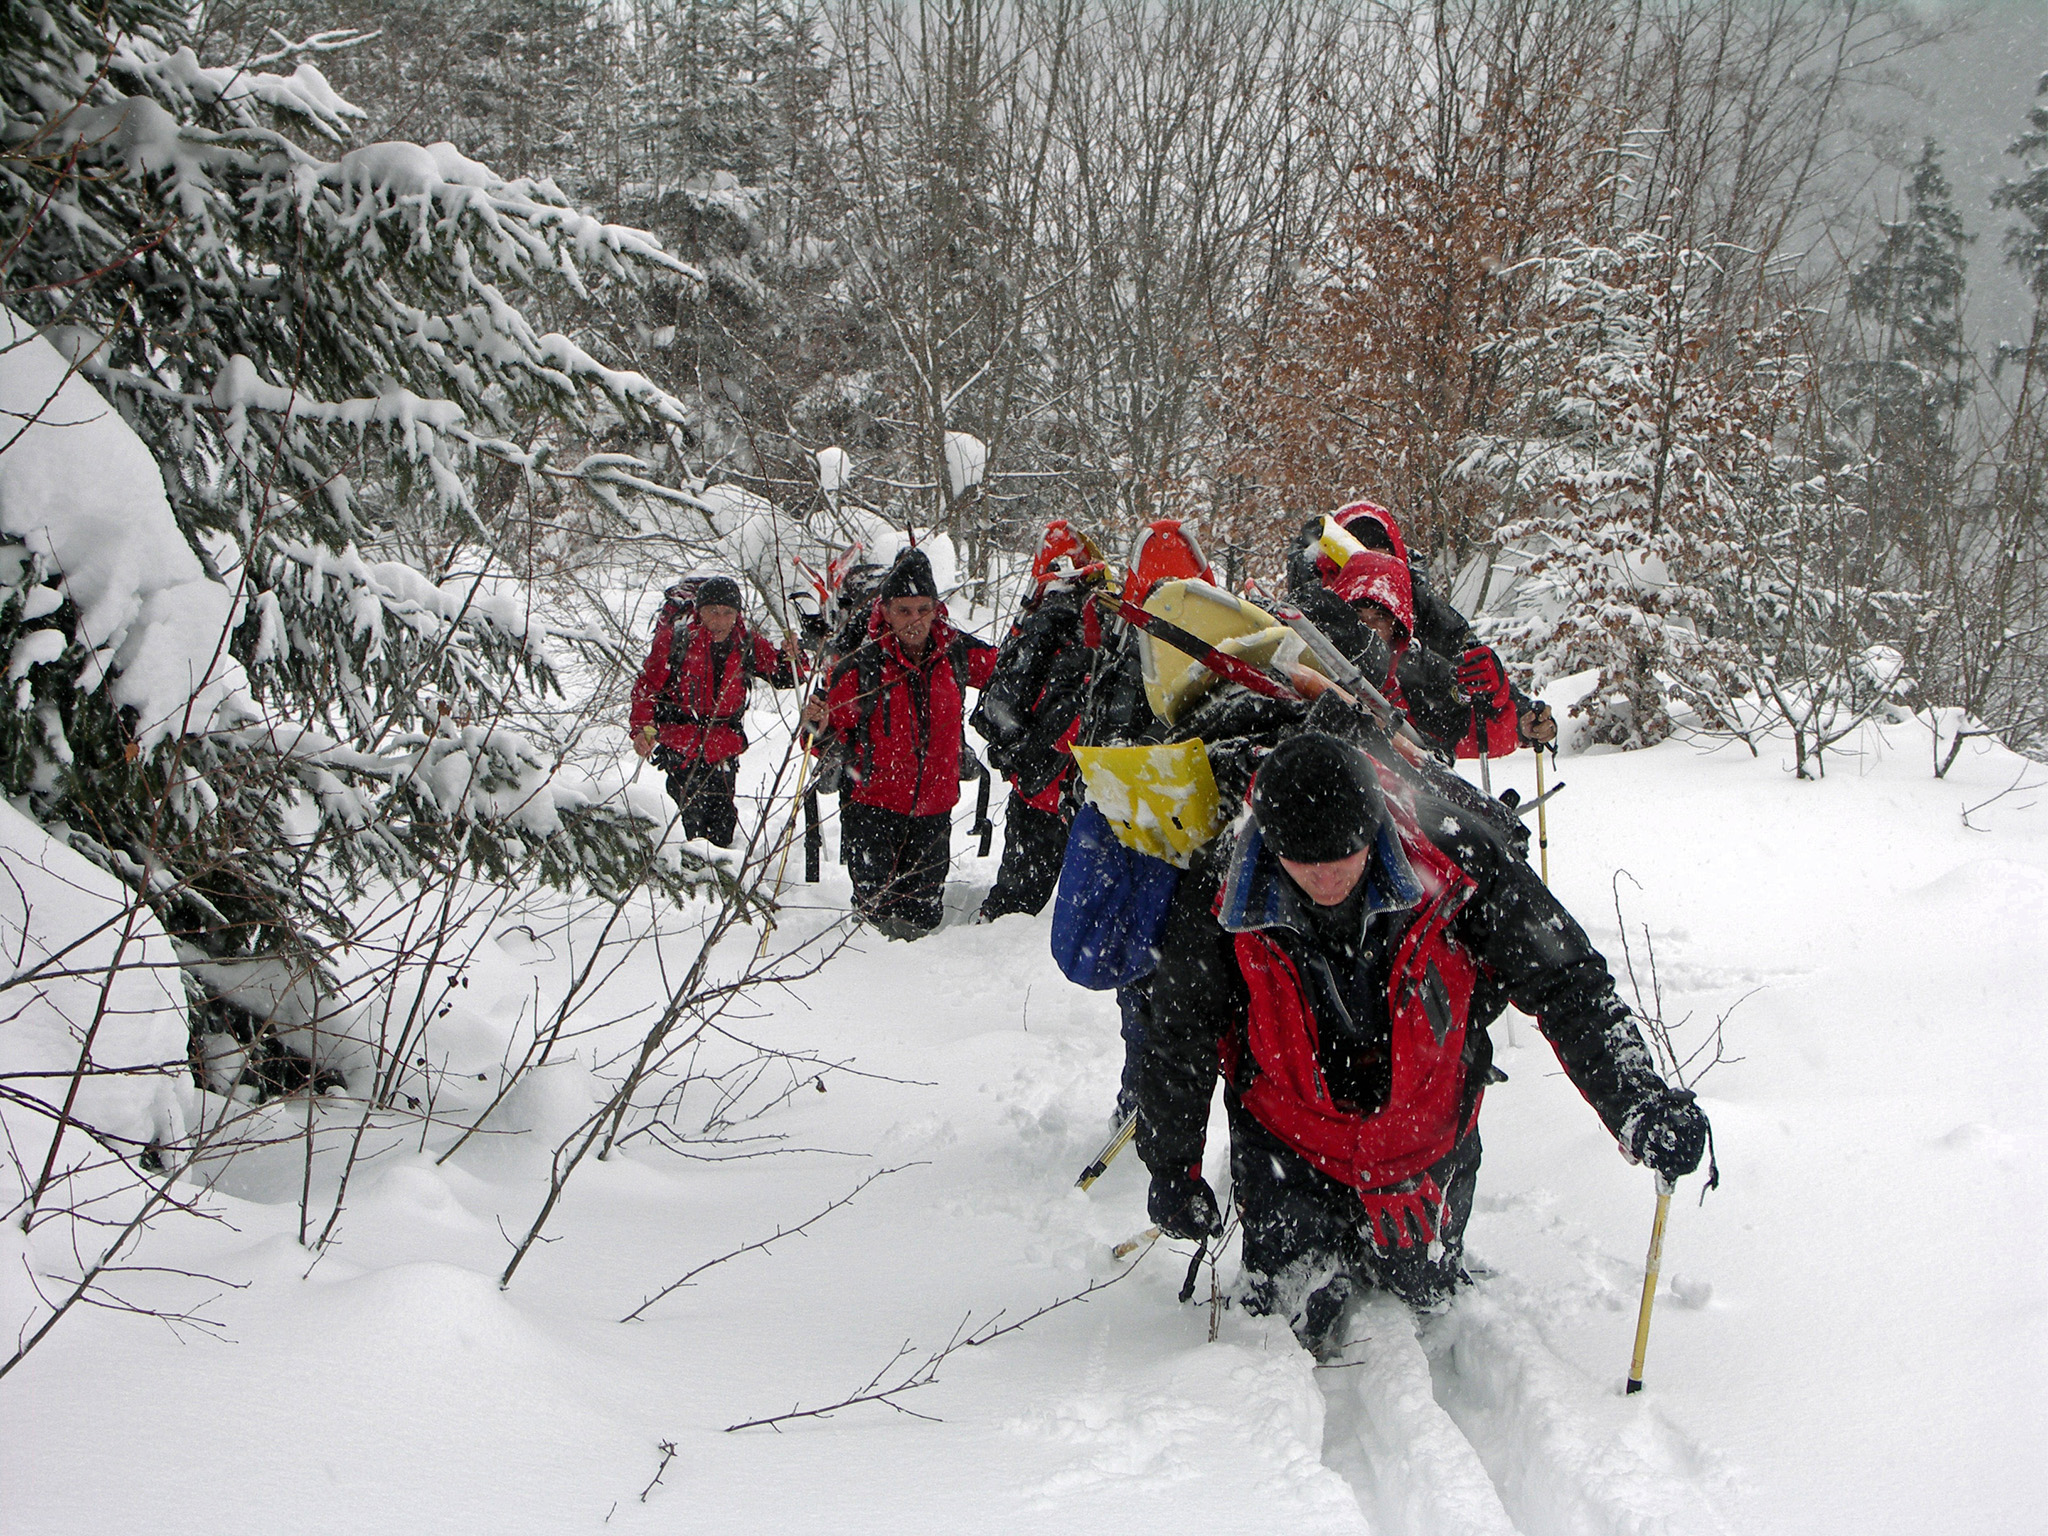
[803,785,821,883]
[973,764,994,857]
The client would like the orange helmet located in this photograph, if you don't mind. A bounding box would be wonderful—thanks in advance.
[1124,519,1214,604]
[1030,519,1107,588]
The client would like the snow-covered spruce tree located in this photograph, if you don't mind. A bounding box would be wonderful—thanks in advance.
[1841,142,1972,560]
[1951,79,2048,763]
[198,0,840,500]
[1456,235,1785,748]
[0,3,731,988]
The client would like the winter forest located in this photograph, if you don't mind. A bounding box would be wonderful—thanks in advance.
[2,0,2043,1532]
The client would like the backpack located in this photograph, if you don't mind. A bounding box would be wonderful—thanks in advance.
[1048,804,1181,990]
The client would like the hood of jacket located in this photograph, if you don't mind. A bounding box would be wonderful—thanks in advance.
[1329,550,1416,650]
[1215,814,1425,941]
[1334,500,1412,565]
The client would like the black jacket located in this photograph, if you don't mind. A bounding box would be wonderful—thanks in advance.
[1133,749,1667,1183]
[971,585,1094,797]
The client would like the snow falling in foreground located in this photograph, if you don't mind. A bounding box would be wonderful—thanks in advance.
[4,696,2043,1535]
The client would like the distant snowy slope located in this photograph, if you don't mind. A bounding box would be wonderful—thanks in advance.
[2,704,2042,1535]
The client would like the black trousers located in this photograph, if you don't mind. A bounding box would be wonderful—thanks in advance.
[665,758,740,846]
[841,800,951,937]
[978,793,1072,920]
[1227,1095,1480,1321]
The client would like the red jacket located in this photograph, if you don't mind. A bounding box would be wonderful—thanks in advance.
[1217,779,1485,1192]
[821,607,998,816]
[631,619,796,767]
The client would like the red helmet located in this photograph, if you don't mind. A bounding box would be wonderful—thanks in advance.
[1330,550,1414,648]
[1332,500,1408,559]
[1031,519,1106,588]
[1125,519,1214,603]
[1315,499,1411,588]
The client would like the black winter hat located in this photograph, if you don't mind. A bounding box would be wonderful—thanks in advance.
[1250,732,1386,862]
[877,548,939,602]
[694,575,742,611]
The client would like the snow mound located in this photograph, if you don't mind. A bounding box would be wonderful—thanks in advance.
[0,306,247,746]
[0,797,190,1186]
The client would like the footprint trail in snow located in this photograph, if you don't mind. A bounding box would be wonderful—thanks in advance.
[1318,1288,1743,1536]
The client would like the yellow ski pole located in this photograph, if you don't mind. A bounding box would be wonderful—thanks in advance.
[768,743,814,895]
[1625,1175,1674,1394]
[1536,745,1552,886]
[1076,1112,1138,1190]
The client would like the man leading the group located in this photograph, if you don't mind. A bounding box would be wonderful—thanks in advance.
[1133,728,1708,1353]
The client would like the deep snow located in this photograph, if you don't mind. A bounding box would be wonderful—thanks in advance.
[3,690,2044,1536]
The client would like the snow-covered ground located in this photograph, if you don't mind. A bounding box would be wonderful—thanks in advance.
[5,698,2044,1536]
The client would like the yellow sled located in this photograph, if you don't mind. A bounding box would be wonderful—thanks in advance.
[1069,740,1224,865]
[1137,578,1325,725]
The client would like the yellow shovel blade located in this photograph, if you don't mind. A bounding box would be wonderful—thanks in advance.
[1137,578,1324,724]
[1069,739,1224,864]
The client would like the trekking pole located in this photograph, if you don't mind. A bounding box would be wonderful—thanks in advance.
[1625,1175,1674,1394]
[749,741,816,968]
[769,743,815,897]
[803,782,822,883]
[1472,700,1493,796]
[972,762,994,857]
[1076,1111,1137,1190]
[1535,745,1553,886]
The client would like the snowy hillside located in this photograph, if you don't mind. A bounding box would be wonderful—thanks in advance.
[4,693,2042,1536]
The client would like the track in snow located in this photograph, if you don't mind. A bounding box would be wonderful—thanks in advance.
[1317,1285,1744,1536]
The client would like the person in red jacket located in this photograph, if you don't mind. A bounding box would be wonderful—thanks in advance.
[1292,499,1556,756]
[1327,549,1498,758]
[1135,729,1709,1355]
[970,521,1105,924]
[801,549,998,939]
[630,575,800,846]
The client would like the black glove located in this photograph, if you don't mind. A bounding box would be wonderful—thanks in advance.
[1628,1088,1709,1181]
[1147,1170,1222,1241]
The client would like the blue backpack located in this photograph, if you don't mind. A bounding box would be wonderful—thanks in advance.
[1049,804,1182,990]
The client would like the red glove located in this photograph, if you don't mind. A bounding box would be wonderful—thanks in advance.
[1357,1172,1447,1250]
[1457,645,1511,709]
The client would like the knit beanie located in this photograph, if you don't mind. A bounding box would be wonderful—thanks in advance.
[877,548,939,602]
[694,575,742,611]
[1250,732,1386,862]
